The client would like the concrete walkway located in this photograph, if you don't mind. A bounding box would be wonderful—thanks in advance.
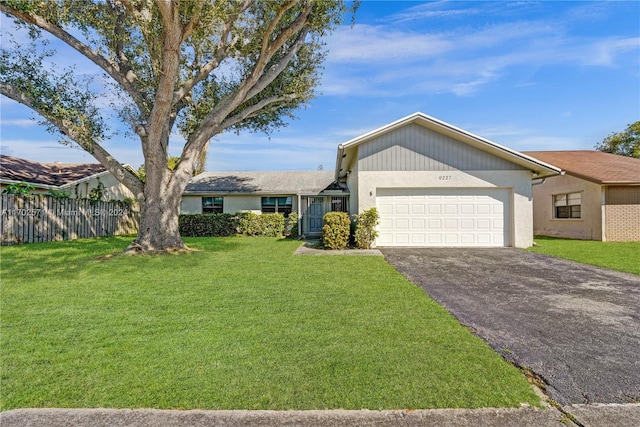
[2,405,640,427]
[293,240,383,256]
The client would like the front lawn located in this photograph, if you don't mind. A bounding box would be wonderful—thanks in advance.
[1,237,539,410]
[529,236,640,275]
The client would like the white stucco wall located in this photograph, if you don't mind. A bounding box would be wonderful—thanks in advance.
[180,194,298,215]
[355,170,534,248]
[181,196,203,214]
[531,175,603,240]
[223,196,262,214]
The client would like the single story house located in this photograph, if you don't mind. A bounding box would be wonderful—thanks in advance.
[0,155,135,201]
[182,112,562,247]
[181,171,349,235]
[522,150,640,242]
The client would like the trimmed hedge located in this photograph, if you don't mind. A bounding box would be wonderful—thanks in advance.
[179,214,237,237]
[322,211,351,250]
[236,212,285,237]
[179,212,296,238]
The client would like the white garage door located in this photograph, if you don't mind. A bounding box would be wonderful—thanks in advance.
[376,188,510,247]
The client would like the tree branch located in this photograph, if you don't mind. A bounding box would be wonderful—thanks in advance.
[0,82,143,197]
[0,3,148,114]
[221,94,300,129]
[244,28,309,101]
[173,0,254,105]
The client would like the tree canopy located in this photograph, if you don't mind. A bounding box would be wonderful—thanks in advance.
[595,121,640,159]
[0,0,355,252]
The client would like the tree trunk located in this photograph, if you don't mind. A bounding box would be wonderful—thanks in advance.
[131,187,184,252]
[127,154,187,253]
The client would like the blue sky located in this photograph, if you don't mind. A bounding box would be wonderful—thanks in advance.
[1,1,639,171]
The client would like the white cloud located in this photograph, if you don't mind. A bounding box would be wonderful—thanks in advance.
[325,24,452,64]
[0,119,38,128]
[322,4,640,98]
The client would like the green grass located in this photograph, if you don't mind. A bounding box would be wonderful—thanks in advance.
[1,237,540,410]
[529,236,640,275]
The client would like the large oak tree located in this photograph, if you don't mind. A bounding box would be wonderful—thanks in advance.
[0,0,353,252]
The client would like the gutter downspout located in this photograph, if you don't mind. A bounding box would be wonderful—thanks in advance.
[532,178,547,186]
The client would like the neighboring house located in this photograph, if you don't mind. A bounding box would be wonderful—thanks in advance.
[181,171,349,236]
[183,113,561,247]
[0,155,135,201]
[522,150,640,242]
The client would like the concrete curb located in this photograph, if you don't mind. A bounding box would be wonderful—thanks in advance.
[0,407,571,427]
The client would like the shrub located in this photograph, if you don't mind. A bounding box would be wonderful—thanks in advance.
[236,212,285,237]
[285,211,299,238]
[179,214,237,237]
[2,182,34,196]
[322,211,350,250]
[47,189,71,199]
[354,208,380,249]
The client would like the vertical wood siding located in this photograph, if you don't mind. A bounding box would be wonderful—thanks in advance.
[358,123,526,172]
[1,194,139,245]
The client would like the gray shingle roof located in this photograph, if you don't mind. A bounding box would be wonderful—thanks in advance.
[184,171,342,195]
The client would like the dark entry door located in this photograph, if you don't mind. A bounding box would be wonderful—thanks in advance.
[307,197,325,234]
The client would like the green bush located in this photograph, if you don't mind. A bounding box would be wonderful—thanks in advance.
[354,208,380,249]
[47,189,71,199]
[285,211,299,238]
[322,211,350,250]
[2,182,34,196]
[179,214,237,237]
[236,212,285,237]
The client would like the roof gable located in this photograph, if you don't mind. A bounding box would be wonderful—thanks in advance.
[357,123,527,172]
[522,151,640,185]
[335,112,561,179]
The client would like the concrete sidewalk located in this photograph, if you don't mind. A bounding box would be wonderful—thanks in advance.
[2,405,639,427]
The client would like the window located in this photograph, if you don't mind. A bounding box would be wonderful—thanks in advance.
[330,196,349,213]
[202,197,223,214]
[262,197,292,216]
[554,192,581,219]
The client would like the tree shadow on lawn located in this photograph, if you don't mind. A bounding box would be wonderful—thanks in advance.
[1,236,243,281]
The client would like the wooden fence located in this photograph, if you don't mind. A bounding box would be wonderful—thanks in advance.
[1,194,139,245]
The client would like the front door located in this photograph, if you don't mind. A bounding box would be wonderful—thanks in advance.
[307,197,325,234]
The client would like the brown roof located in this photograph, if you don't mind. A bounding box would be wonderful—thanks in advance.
[0,155,107,187]
[522,151,640,185]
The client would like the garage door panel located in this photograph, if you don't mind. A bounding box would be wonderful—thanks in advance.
[461,204,474,214]
[395,218,410,229]
[412,234,426,244]
[412,218,426,229]
[428,205,442,214]
[460,219,474,229]
[376,188,510,247]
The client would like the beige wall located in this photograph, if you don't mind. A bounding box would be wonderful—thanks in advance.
[604,186,640,241]
[355,170,534,248]
[531,174,603,240]
[181,196,203,214]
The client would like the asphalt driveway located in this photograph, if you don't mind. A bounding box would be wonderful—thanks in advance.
[380,248,640,406]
